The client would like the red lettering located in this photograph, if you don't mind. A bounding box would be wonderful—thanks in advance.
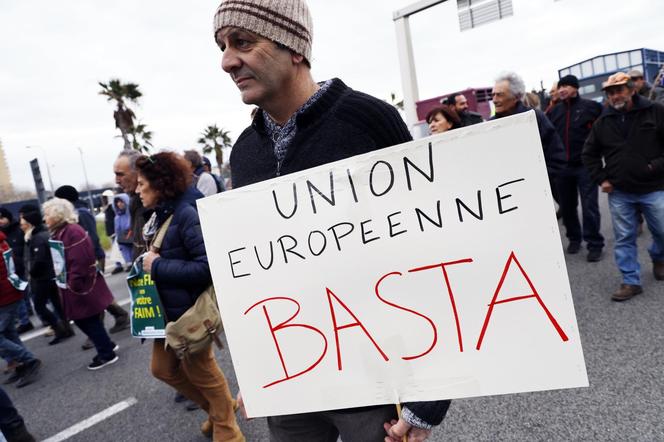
[476,251,569,350]
[326,288,389,370]
[244,297,328,388]
[375,272,438,360]
[409,259,473,352]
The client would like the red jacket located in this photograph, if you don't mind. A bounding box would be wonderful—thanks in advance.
[0,231,24,307]
[51,223,113,320]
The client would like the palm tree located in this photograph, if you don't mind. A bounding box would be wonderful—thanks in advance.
[197,125,232,174]
[98,79,143,150]
[130,123,153,153]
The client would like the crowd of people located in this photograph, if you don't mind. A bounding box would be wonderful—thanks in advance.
[1,0,663,440]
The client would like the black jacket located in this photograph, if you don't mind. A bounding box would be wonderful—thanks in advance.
[151,187,208,322]
[491,102,566,177]
[73,201,104,260]
[582,94,664,194]
[548,95,603,166]
[231,78,449,428]
[0,221,26,278]
[23,224,56,285]
[459,111,484,127]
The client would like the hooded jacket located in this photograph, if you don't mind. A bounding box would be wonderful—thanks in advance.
[113,194,132,245]
[582,94,664,194]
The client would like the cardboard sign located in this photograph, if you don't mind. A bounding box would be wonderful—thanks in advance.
[198,111,588,418]
[48,240,67,289]
[3,249,28,291]
[127,255,167,338]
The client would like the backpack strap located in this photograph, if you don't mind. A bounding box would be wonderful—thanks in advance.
[150,215,174,253]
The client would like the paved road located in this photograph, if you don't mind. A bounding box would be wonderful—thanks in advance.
[5,194,663,441]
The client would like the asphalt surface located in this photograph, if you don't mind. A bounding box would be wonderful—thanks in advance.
[5,193,663,441]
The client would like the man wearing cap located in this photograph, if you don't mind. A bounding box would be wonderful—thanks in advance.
[213,0,450,440]
[582,72,664,301]
[628,69,651,98]
[548,75,605,261]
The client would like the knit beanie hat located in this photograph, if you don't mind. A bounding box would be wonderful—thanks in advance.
[213,0,313,63]
[54,185,79,202]
[558,74,580,90]
[19,204,43,227]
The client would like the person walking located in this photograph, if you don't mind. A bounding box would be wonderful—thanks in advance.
[0,231,41,388]
[213,0,450,439]
[135,151,243,441]
[18,205,74,345]
[548,75,605,261]
[582,72,664,301]
[102,189,125,275]
[112,194,134,268]
[54,185,130,338]
[42,198,119,370]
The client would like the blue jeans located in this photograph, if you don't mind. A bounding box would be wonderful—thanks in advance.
[0,302,36,365]
[608,190,664,285]
[74,314,115,360]
[557,166,604,249]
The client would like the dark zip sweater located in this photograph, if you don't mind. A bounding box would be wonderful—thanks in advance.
[548,94,603,166]
[230,78,451,427]
[582,94,664,194]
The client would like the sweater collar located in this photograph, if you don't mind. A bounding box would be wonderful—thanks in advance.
[251,78,350,134]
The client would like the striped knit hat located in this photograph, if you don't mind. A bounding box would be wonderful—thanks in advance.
[213,0,313,63]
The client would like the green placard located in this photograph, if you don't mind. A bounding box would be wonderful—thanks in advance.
[48,240,67,289]
[127,255,166,338]
[3,249,28,291]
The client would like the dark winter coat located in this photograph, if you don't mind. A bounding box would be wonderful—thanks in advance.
[0,221,26,278]
[23,224,56,284]
[582,94,664,194]
[129,193,149,260]
[52,223,113,320]
[0,232,24,307]
[491,101,566,177]
[73,200,104,260]
[104,204,115,237]
[150,189,208,322]
[230,78,449,427]
[548,95,603,166]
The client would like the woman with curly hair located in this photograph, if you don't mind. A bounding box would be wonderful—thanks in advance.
[42,198,117,370]
[136,151,244,442]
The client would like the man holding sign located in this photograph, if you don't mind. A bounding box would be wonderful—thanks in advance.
[213,0,450,440]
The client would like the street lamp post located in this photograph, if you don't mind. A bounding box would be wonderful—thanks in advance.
[25,145,55,195]
[77,147,94,211]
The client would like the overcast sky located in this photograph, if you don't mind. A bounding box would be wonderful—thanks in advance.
[1,0,662,192]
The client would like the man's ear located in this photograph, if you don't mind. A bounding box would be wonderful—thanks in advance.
[291,52,304,65]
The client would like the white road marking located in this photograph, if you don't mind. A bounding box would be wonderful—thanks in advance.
[21,298,130,342]
[42,397,138,442]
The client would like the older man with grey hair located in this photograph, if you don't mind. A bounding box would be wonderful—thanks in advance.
[113,150,147,260]
[491,71,565,178]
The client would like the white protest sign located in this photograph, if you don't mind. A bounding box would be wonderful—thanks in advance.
[199,111,588,418]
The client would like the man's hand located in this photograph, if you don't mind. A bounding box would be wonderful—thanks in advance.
[142,251,160,273]
[384,418,431,442]
[600,180,613,193]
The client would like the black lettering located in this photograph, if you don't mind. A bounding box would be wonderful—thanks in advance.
[369,161,395,197]
[360,219,380,244]
[404,142,434,191]
[496,178,526,214]
[387,211,407,237]
[228,247,250,278]
[456,191,483,222]
[272,183,298,219]
[415,201,443,232]
[277,235,306,263]
[327,222,355,251]
[254,242,275,270]
[308,231,327,256]
[346,168,359,203]
[307,171,336,214]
